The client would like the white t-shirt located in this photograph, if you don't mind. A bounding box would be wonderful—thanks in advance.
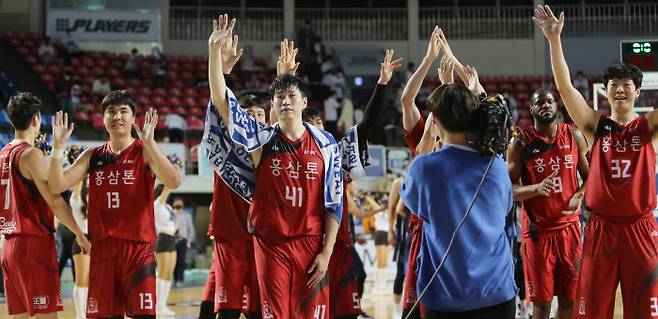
[70,194,88,234]
[375,208,389,232]
[324,97,339,121]
[154,200,177,235]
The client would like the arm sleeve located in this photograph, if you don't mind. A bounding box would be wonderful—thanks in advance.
[355,84,386,146]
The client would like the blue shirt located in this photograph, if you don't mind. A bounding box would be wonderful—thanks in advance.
[401,145,517,311]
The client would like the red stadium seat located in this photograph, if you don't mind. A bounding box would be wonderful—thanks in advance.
[124,87,137,96]
[152,87,167,97]
[46,65,60,75]
[187,117,204,130]
[189,107,204,118]
[151,96,165,107]
[180,63,195,71]
[197,97,209,107]
[165,71,178,81]
[137,96,150,107]
[74,111,91,123]
[138,87,152,97]
[158,106,172,115]
[92,112,104,129]
[197,88,210,99]
[110,77,125,88]
[32,64,45,74]
[40,74,54,84]
[107,68,121,77]
[183,87,198,98]
[173,106,186,115]
[167,96,182,107]
[157,117,167,130]
[182,97,197,108]
[91,67,104,77]
[180,71,194,82]
[170,80,184,89]
[167,87,182,97]
[25,55,39,65]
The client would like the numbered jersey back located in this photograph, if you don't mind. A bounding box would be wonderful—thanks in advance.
[0,142,54,236]
[87,140,156,242]
[520,123,580,240]
[586,116,656,217]
[249,130,325,240]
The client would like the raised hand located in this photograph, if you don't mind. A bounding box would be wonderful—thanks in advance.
[378,49,403,85]
[532,5,564,41]
[51,111,74,149]
[276,38,300,76]
[436,28,454,59]
[221,33,244,74]
[463,65,480,93]
[133,108,158,142]
[208,13,235,54]
[535,170,559,196]
[425,25,442,61]
[438,54,455,85]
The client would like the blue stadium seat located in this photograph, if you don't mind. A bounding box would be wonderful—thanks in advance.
[41,112,52,128]
[0,110,11,128]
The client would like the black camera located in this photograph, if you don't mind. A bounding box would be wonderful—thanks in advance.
[467,94,517,156]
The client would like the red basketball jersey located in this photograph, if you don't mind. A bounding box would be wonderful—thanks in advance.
[87,140,156,242]
[249,130,325,240]
[520,123,581,241]
[336,182,352,245]
[0,142,54,236]
[585,116,656,217]
[209,173,251,241]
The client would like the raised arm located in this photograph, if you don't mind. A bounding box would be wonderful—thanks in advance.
[49,112,91,193]
[208,14,235,121]
[437,29,486,95]
[534,5,599,143]
[356,49,403,143]
[387,177,403,247]
[401,26,441,132]
[136,109,181,189]
[417,113,439,155]
[276,39,300,76]
[24,148,91,253]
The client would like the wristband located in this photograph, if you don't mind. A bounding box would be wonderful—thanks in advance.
[51,148,65,159]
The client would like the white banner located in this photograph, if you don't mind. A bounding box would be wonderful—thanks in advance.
[47,10,159,42]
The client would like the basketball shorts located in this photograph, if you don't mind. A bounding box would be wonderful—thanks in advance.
[203,259,216,302]
[86,237,156,318]
[213,239,260,312]
[253,235,329,318]
[402,224,422,311]
[575,214,658,319]
[2,235,63,316]
[329,241,361,317]
[522,221,582,303]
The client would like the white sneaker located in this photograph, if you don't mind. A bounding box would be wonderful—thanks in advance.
[157,306,176,317]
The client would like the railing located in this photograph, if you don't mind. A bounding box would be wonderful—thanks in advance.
[419,3,657,39]
[295,8,408,41]
[169,4,657,42]
[169,7,284,41]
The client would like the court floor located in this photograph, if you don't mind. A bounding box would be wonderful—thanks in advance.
[0,277,626,318]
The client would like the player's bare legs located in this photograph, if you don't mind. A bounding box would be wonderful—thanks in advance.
[556,296,573,319]
[532,301,550,319]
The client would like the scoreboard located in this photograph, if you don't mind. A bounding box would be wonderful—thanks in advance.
[620,40,658,72]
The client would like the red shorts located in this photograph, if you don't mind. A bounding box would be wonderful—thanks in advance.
[86,237,157,318]
[203,258,216,302]
[1,235,63,316]
[213,239,260,312]
[576,214,658,319]
[253,235,329,319]
[402,223,422,310]
[522,221,582,303]
[328,241,361,317]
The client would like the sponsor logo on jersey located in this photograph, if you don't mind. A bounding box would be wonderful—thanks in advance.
[33,296,49,309]
[217,286,228,303]
[0,217,16,234]
[578,297,586,315]
[304,150,317,155]
[87,297,99,314]
[123,160,134,164]
[263,301,274,319]
[559,144,571,149]
[526,282,536,297]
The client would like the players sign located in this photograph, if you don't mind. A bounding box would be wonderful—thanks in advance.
[47,10,159,41]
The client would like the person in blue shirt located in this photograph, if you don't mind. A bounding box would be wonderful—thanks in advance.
[401,83,517,319]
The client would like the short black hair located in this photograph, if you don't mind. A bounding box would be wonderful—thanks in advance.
[602,63,643,89]
[428,84,478,133]
[239,94,266,111]
[531,88,555,105]
[269,75,308,98]
[302,107,322,122]
[7,92,42,130]
[101,90,136,114]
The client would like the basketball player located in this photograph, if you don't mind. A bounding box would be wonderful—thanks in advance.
[208,15,343,318]
[399,26,484,319]
[298,49,401,319]
[0,92,90,319]
[507,88,589,319]
[47,91,181,318]
[535,5,658,318]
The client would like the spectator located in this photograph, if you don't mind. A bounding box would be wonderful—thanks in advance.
[55,71,73,99]
[295,19,316,60]
[323,68,347,100]
[336,97,354,137]
[151,44,163,62]
[573,70,590,100]
[502,91,519,122]
[323,90,340,135]
[38,36,59,66]
[151,60,166,87]
[321,55,334,75]
[91,76,111,102]
[63,39,83,65]
[165,113,187,143]
[123,48,141,78]
[60,84,92,120]
[173,197,195,286]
